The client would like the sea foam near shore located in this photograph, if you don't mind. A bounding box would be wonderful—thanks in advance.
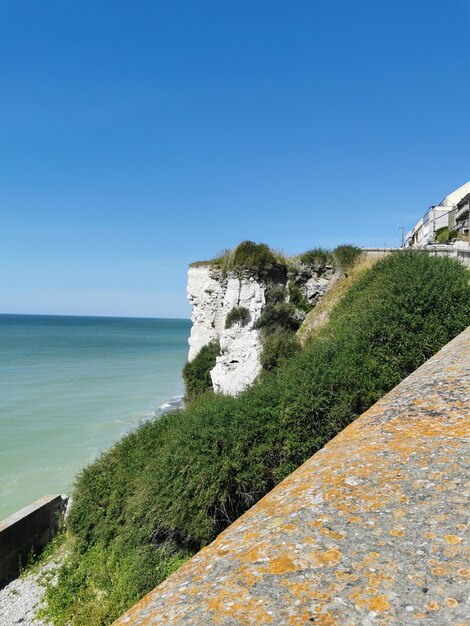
[154,394,184,416]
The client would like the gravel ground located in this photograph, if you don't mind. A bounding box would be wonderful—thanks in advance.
[0,553,64,626]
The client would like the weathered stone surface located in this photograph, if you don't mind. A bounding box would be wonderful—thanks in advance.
[0,495,68,586]
[292,264,337,305]
[187,266,265,395]
[115,326,470,625]
[187,264,337,396]
[211,325,263,396]
[187,266,227,362]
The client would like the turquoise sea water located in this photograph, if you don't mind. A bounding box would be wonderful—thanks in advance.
[0,314,191,520]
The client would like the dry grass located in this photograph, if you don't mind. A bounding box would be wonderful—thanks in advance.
[297,253,386,345]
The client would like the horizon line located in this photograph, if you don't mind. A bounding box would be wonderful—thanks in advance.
[0,312,191,321]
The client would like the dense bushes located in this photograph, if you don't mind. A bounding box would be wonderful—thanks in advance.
[254,298,302,373]
[287,281,312,314]
[297,244,362,273]
[45,253,470,625]
[260,331,300,371]
[264,282,285,304]
[435,226,448,243]
[254,301,302,334]
[299,246,332,267]
[182,341,220,401]
[256,285,304,370]
[332,244,362,271]
[231,240,281,273]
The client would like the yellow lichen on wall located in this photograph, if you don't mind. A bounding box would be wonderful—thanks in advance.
[114,326,470,626]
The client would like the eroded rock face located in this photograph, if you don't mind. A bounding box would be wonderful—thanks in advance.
[187,263,338,396]
[292,264,337,305]
[187,266,226,362]
[187,266,266,395]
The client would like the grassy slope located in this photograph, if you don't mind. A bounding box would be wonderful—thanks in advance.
[44,253,470,625]
[297,253,385,344]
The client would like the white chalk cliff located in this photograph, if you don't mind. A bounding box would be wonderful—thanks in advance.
[187,262,338,396]
[187,266,266,395]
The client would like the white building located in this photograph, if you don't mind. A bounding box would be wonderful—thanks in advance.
[447,182,470,238]
[406,181,470,247]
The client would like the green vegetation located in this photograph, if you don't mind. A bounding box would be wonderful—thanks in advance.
[298,247,332,267]
[257,283,304,371]
[19,529,67,578]
[287,281,312,314]
[190,241,286,276]
[332,244,362,272]
[225,306,250,329]
[45,252,470,625]
[297,253,381,344]
[231,240,281,273]
[297,245,362,273]
[435,226,459,244]
[190,241,363,278]
[182,341,220,401]
[260,331,300,371]
[264,282,285,304]
[254,301,302,334]
[435,226,450,243]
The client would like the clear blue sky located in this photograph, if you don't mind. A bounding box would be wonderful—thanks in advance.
[1,0,469,318]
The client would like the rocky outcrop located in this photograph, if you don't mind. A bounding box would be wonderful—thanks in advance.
[289,263,337,305]
[211,324,263,396]
[187,266,266,396]
[187,263,338,396]
[187,266,227,362]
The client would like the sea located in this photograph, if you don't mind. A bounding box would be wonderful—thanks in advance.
[0,314,191,520]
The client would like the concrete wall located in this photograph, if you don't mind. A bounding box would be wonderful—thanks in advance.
[423,244,470,268]
[361,247,396,256]
[0,495,67,586]
[362,246,470,268]
[114,326,470,625]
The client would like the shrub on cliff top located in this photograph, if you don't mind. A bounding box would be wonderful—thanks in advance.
[231,240,281,273]
[45,252,470,626]
[299,247,332,268]
[332,244,362,272]
[191,241,286,276]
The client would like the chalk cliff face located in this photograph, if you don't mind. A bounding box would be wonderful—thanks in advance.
[187,266,266,395]
[187,263,337,396]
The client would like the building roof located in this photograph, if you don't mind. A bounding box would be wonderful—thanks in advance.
[439,181,470,207]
